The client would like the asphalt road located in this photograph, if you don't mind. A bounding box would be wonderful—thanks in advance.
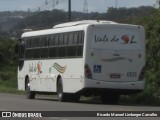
[0,93,160,120]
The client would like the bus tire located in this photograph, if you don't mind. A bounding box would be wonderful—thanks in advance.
[57,78,68,102]
[101,94,119,104]
[25,78,36,99]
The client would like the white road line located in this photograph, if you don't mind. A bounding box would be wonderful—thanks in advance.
[0,109,8,111]
[50,118,69,120]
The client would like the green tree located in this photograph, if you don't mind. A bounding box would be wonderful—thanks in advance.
[141,9,160,98]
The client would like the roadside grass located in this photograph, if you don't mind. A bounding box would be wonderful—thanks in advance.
[80,91,160,106]
[0,85,24,94]
[0,78,25,95]
[0,66,25,95]
[120,92,160,106]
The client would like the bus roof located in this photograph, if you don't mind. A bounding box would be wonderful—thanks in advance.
[22,20,141,38]
[53,20,117,28]
[21,25,84,38]
[21,20,117,38]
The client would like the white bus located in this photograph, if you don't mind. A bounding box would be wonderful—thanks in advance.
[17,20,145,104]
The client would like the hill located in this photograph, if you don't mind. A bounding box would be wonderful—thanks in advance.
[0,6,155,38]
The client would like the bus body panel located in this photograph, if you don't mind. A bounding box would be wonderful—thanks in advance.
[84,24,145,91]
[88,50,145,82]
[17,20,145,96]
[18,67,25,90]
[19,58,84,93]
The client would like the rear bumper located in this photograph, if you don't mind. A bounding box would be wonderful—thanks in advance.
[80,88,143,95]
[82,79,145,95]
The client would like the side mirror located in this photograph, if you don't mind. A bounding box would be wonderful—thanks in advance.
[18,38,22,41]
[15,38,22,54]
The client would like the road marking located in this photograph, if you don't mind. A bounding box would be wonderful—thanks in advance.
[0,109,8,111]
[50,118,69,120]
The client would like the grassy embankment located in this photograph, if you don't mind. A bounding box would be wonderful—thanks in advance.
[0,66,24,94]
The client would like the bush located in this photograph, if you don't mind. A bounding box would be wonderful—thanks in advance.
[0,66,17,88]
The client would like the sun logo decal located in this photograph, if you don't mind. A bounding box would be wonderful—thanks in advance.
[121,35,136,44]
[122,35,129,44]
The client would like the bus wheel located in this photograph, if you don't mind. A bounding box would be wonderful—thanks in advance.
[57,78,68,102]
[25,78,36,99]
[101,94,119,104]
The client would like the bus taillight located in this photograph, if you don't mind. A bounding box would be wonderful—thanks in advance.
[84,64,92,79]
[138,66,145,81]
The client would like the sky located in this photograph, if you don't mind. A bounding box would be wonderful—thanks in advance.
[0,0,157,13]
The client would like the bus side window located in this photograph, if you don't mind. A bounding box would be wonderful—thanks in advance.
[64,33,68,45]
[55,34,59,46]
[73,32,78,45]
[49,47,58,58]
[41,47,48,58]
[59,34,64,45]
[26,38,32,59]
[67,46,76,57]
[41,36,48,47]
[32,49,40,59]
[41,36,48,58]
[77,45,83,57]
[32,37,40,48]
[26,38,31,48]
[49,35,58,58]
[59,33,67,58]
[49,35,55,46]
[67,32,76,57]
[68,33,74,45]
[31,37,40,59]
[58,46,67,58]
[26,49,32,59]
[78,32,84,45]
[77,32,84,57]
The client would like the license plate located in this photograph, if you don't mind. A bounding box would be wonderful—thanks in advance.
[110,74,121,79]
